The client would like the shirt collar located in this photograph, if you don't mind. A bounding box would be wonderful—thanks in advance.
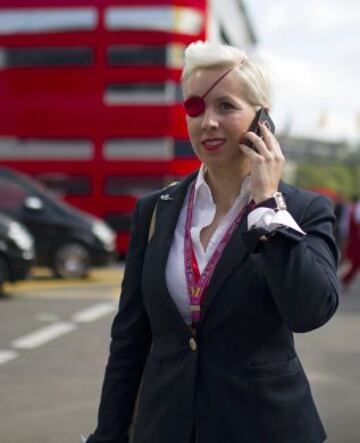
[194,164,252,206]
[194,164,213,203]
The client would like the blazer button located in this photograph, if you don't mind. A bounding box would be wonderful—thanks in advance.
[189,338,197,351]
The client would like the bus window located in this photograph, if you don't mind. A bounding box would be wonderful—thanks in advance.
[0,8,97,35]
[107,46,166,66]
[104,82,178,105]
[105,176,165,197]
[0,139,93,161]
[0,47,93,69]
[105,6,203,35]
[104,138,173,160]
[37,174,91,197]
[174,139,195,158]
[107,44,185,69]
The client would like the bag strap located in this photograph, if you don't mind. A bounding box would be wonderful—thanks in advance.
[147,201,158,243]
[147,181,180,243]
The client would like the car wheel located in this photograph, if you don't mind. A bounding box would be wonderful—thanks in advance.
[0,256,9,295]
[52,243,90,279]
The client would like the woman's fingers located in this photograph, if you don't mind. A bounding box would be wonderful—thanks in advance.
[258,121,273,150]
[258,122,285,160]
[241,131,271,158]
[240,127,285,174]
[238,142,262,160]
[240,124,285,166]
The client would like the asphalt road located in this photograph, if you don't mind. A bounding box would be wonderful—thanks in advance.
[0,265,359,443]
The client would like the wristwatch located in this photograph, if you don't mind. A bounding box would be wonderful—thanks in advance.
[254,191,287,212]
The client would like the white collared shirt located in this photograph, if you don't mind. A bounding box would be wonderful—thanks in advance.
[165,165,305,325]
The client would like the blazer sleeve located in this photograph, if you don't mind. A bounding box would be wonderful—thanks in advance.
[87,200,152,443]
[243,194,339,333]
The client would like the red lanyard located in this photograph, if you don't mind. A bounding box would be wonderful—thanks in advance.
[184,180,254,328]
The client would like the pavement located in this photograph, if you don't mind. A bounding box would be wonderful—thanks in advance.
[0,265,359,443]
[295,280,360,443]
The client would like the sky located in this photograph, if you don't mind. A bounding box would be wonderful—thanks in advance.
[244,0,360,143]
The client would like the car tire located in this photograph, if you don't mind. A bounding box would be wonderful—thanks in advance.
[0,255,9,295]
[52,243,90,279]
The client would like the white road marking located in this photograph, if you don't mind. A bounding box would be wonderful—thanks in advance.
[72,303,117,323]
[0,350,18,365]
[2,303,116,364]
[37,313,60,322]
[12,322,77,349]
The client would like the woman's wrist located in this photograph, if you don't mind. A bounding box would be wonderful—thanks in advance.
[253,192,275,205]
[252,192,287,212]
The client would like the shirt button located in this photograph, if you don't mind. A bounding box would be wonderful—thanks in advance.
[189,338,197,351]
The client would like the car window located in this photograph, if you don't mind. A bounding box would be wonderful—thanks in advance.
[0,176,30,213]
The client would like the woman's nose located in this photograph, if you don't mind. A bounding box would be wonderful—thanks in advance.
[201,108,219,131]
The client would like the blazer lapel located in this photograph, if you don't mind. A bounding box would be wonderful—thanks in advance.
[150,172,197,336]
[153,172,197,254]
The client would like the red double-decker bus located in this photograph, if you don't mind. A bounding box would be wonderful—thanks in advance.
[0,0,206,253]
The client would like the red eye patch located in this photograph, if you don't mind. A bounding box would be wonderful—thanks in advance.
[183,66,238,117]
[184,96,205,117]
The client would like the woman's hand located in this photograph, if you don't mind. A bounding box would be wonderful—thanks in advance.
[239,121,285,204]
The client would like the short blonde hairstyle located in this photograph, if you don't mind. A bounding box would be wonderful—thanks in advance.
[181,41,271,108]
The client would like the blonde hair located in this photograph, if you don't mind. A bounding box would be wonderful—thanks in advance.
[181,41,271,108]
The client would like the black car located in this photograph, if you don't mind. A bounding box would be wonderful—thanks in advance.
[0,212,34,294]
[0,168,116,279]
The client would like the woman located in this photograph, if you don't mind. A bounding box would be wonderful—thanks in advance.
[86,42,339,443]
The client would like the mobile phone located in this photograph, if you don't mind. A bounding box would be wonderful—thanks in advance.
[244,108,275,151]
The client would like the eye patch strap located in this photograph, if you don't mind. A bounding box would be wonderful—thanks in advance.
[200,66,238,99]
[184,66,240,117]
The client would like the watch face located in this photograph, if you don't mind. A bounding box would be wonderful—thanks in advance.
[273,192,287,210]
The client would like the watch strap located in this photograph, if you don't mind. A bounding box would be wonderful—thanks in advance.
[253,191,287,212]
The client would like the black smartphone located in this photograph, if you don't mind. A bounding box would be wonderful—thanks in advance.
[244,107,275,151]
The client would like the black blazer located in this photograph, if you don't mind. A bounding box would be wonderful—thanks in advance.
[88,172,339,443]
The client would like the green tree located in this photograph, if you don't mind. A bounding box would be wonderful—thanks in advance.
[295,163,355,198]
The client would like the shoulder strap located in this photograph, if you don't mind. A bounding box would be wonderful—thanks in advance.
[147,181,180,243]
[147,201,158,243]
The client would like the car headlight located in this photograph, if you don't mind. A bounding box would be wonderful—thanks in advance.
[8,221,34,252]
[92,221,116,250]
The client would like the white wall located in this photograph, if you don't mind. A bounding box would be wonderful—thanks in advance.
[207,0,256,50]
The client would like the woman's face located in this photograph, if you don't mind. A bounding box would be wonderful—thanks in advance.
[183,67,256,171]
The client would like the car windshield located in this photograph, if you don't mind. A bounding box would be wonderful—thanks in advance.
[10,170,60,201]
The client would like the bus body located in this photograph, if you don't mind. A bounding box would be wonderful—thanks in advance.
[0,0,255,253]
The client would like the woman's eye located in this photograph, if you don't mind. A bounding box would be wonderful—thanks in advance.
[219,102,234,110]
